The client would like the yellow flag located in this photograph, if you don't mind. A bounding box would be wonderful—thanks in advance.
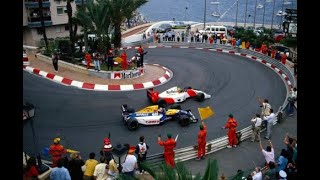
[198,106,215,120]
[66,149,79,153]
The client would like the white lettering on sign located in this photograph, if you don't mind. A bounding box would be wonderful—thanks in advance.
[122,71,141,79]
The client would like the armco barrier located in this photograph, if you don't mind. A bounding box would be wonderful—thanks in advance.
[145,42,295,166]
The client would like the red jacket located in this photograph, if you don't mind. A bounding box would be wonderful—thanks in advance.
[224,118,238,130]
[49,144,66,157]
[158,138,176,154]
[198,125,207,144]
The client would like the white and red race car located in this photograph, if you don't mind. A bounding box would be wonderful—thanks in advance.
[147,86,211,106]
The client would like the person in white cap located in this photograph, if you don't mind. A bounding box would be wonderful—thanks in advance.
[279,170,287,180]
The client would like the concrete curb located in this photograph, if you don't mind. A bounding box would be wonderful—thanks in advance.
[23,64,173,91]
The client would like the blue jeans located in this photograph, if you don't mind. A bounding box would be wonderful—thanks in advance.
[287,102,295,115]
[94,60,100,71]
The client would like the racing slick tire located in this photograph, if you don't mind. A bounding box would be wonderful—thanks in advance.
[157,98,167,108]
[195,93,205,102]
[170,104,181,110]
[178,115,191,127]
[127,118,139,130]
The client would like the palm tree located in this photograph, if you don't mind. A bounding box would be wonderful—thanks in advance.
[66,0,76,55]
[76,0,112,53]
[138,158,219,180]
[108,0,148,49]
[38,0,48,50]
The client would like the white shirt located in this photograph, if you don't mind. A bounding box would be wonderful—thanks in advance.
[93,163,108,180]
[251,117,262,127]
[252,171,263,180]
[263,113,276,123]
[262,148,275,163]
[122,154,137,173]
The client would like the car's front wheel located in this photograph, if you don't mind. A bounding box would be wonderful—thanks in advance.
[127,118,139,131]
[178,115,191,127]
[195,93,205,102]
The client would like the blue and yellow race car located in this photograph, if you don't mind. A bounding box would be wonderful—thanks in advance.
[121,104,198,130]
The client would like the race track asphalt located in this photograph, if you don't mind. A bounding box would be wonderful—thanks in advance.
[23,48,286,160]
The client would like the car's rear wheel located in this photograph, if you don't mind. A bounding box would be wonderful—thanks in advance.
[196,93,205,102]
[178,115,190,127]
[157,98,167,108]
[127,118,139,130]
[170,104,181,110]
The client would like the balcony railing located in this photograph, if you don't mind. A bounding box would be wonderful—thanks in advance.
[25,0,50,8]
[29,16,52,22]
[28,21,53,28]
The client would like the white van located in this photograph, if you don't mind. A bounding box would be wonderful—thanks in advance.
[199,25,227,36]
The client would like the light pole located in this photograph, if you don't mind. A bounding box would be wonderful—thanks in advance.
[24,102,37,156]
[271,0,276,29]
[253,0,258,28]
[235,0,239,27]
[111,143,128,173]
[244,0,248,28]
[262,0,266,27]
[203,0,207,29]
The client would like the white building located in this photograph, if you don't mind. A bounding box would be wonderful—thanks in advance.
[23,0,85,46]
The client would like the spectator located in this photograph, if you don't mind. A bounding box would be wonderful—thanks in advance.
[286,163,297,179]
[122,146,137,177]
[275,51,281,61]
[93,157,108,180]
[83,152,99,180]
[68,153,84,180]
[287,88,297,116]
[279,170,287,180]
[283,133,296,164]
[137,45,147,67]
[135,136,149,174]
[263,109,276,140]
[50,158,71,180]
[107,50,114,71]
[107,155,118,178]
[85,52,92,70]
[276,149,289,172]
[251,114,262,142]
[24,157,39,180]
[142,32,146,40]
[219,173,226,180]
[246,41,250,49]
[49,137,66,168]
[281,52,287,65]
[120,50,128,70]
[100,137,113,160]
[93,50,100,72]
[271,48,276,59]
[158,133,176,167]
[259,140,275,165]
[51,52,59,72]
[196,121,207,160]
[257,97,271,128]
[251,167,262,180]
[222,114,238,148]
[264,161,277,180]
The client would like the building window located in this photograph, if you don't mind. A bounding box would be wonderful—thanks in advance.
[65,25,69,31]
[56,26,62,33]
[57,7,67,14]
[57,7,64,14]
[37,28,43,35]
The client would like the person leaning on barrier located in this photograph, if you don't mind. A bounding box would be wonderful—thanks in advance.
[196,121,207,160]
[263,109,276,140]
[257,97,271,128]
[251,114,262,142]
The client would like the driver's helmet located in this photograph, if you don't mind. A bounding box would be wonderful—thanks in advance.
[177,87,183,93]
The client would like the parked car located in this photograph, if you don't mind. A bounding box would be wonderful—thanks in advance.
[154,24,172,33]
[121,104,198,130]
[271,44,293,60]
[272,29,285,41]
[226,26,236,36]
